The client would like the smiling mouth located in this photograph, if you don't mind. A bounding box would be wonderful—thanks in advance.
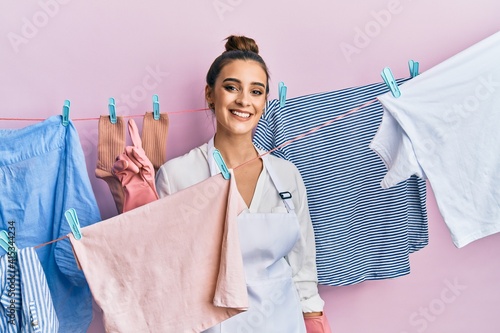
[231,110,251,118]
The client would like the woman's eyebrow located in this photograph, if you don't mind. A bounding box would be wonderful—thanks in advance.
[222,77,266,88]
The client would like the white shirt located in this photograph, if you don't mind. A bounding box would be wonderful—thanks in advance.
[370,31,500,248]
[155,141,325,312]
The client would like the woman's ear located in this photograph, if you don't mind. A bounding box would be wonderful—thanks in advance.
[205,85,213,106]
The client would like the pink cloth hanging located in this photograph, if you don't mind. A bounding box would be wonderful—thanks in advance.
[69,173,248,333]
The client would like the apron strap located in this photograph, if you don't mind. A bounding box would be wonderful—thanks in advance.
[261,155,295,212]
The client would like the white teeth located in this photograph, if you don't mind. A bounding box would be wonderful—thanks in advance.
[231,110,250,118]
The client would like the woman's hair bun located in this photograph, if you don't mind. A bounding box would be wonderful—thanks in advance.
[224,35,259,54]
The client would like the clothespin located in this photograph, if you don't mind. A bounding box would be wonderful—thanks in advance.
[381,67,401,98]
[212,149,230,180]
[278,81,287,108]
[61,100,70,126]
[0,230,17,254]
[65,208,82,240]
[152,94,160,120]
[108,98,117,124]
[408,59,420,78]
[0,237,9,253]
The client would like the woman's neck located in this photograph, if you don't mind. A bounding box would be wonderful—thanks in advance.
[213,132,258,168]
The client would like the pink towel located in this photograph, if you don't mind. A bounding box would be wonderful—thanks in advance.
[69,173,248,333]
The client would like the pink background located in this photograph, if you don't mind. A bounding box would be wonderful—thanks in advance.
[1,0,499,332]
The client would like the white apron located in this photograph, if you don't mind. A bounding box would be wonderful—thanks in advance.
[204,139,307,333]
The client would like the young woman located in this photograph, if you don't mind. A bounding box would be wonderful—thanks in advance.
[155,35,331,333]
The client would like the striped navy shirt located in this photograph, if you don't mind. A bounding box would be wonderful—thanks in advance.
[253,79,428,286]
[0,247,59,332]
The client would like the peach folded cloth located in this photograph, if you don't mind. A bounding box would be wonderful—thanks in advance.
[69,173,248,333]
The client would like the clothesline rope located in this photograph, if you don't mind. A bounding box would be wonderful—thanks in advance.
[31,98,377,249]
[0,107,210,122]
[34,235,69,249]
[234,98,378,171]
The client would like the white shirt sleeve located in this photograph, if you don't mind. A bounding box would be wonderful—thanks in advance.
[286,163,325,313]
[155,144,211,196]
[370,106,427,188]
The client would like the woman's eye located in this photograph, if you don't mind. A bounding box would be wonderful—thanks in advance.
[252,90,263,95]
[224,85,237,91]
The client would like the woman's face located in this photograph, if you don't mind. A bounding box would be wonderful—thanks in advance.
[207,59,267,137]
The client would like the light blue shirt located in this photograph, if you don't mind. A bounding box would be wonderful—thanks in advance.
[0,116,101,333]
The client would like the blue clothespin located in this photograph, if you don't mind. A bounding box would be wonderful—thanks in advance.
[65,208,82,240]
[152,94,160,120]
[408,59,419,78]
[212,149,230,180]
[0,237,9,253]
[61,100,70,126]
[0,230,17,254]
[108,98,117,124]
[381,67,401,98]
[278,81,287,108]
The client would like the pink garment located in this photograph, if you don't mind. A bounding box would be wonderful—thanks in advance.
[112,119,159,212]
[305,314,332,333]
[69,173,248,333]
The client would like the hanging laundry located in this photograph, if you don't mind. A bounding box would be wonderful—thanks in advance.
[253,81,428,286]
[0,247,59,333]
[371,31,500,248]
[0,116,101,333]
[0,249,20,333]
[96,112,168,214]
[141,111,169,173]
[95,115,127,213]
[112,119,158,212]
[69,173,248,333]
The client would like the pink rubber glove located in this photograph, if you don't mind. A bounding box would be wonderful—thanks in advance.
[304,313,332,333]
[112,119,159,212]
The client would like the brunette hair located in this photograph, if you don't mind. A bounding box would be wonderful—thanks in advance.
[206,35,270,94]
